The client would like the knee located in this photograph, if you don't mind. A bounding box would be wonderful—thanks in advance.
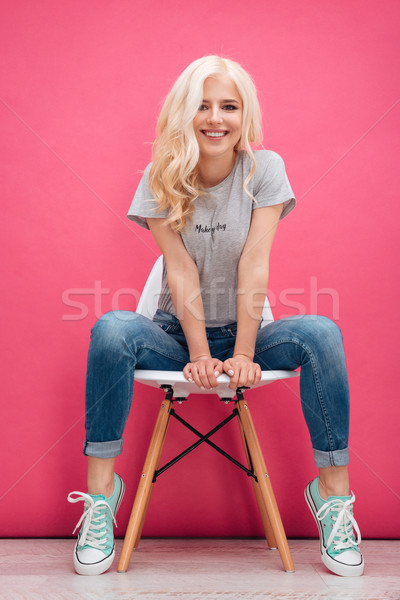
[92,309,139,331]
[293,315,343,349]
[316,315,343,339]
[90,310,141,349]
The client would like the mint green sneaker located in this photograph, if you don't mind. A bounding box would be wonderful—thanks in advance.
[68,473,125,575]
[305,477,364,577]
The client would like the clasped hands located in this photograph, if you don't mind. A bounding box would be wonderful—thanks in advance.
[183,355,261,391]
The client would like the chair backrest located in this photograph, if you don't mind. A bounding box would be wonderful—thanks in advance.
[137,255,274,327]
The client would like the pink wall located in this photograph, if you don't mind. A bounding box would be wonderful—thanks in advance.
[1,1,399,540]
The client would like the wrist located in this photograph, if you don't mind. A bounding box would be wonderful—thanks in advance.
[233,352,254,361]
[190,354,212,362]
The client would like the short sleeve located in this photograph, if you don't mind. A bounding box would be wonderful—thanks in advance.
[252,150,296,220]
[127,163,169,230]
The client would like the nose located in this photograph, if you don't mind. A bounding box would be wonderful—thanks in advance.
[207,105,223,125]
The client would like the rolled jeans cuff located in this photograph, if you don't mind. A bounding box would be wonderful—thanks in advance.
[313,447,349,468]
[83,438,123,458]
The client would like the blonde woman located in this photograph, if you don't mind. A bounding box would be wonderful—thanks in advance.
[68,56,363,577]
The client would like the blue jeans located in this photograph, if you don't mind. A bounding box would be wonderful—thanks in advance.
[84,309,350,468]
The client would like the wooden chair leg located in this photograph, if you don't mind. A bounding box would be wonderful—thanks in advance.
[131,403,171,550]
[236,398,295,573]
[117,398,172,573]
[131,483,153,550]
[237,415,278,549]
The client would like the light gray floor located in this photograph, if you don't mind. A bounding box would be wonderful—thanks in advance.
[0,539,399,600]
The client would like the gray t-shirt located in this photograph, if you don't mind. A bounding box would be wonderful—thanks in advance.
[127,149,296,326]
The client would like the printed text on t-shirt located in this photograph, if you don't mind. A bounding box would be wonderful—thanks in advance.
[195,222,227,234]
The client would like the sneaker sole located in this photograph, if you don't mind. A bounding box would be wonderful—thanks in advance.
[73,475,126,576]
[304,482,364,577]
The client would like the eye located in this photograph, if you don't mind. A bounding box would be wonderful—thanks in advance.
[223,105,239,111]
[198,104,208,111]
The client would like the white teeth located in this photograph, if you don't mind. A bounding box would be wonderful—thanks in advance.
[203,131,226,137]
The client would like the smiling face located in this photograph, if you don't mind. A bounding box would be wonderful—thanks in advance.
[193,75,243,164]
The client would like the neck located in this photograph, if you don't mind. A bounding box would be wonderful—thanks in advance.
[197,151,238,188]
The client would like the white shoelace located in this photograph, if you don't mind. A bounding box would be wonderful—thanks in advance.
[68,491,117,550]
[317,493,362,551]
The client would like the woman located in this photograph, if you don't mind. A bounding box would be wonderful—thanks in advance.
[68,56,363,577]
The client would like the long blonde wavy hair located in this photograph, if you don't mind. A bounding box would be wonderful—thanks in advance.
[148,55,263,232]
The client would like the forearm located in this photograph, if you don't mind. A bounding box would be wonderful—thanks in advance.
[167,265,211,360]
[234,261,269,360]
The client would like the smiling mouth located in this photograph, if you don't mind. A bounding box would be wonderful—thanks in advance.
[201,130,228,138]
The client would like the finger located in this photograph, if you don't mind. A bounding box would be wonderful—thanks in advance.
[203,359,223,388]
[223,360,235,377]
[183,365,194,383]
[249,364,262,386]
[214,360,225,386]
[243,365,261,387]
[246,366,257,386]
[213,359,223,376]
[228,368,239,389]
[190,365,204,389]
[237,365,252,388]
[207,363,220,388]
[195,364,214,389]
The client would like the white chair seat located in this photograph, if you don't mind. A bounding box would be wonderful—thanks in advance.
[135,369,299,398]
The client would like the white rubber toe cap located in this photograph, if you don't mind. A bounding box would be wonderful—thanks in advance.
[74,546,115,576]
[336,549,363,566]
[323,549,364,577]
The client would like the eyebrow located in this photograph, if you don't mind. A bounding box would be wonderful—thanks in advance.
[201,99,240,104]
